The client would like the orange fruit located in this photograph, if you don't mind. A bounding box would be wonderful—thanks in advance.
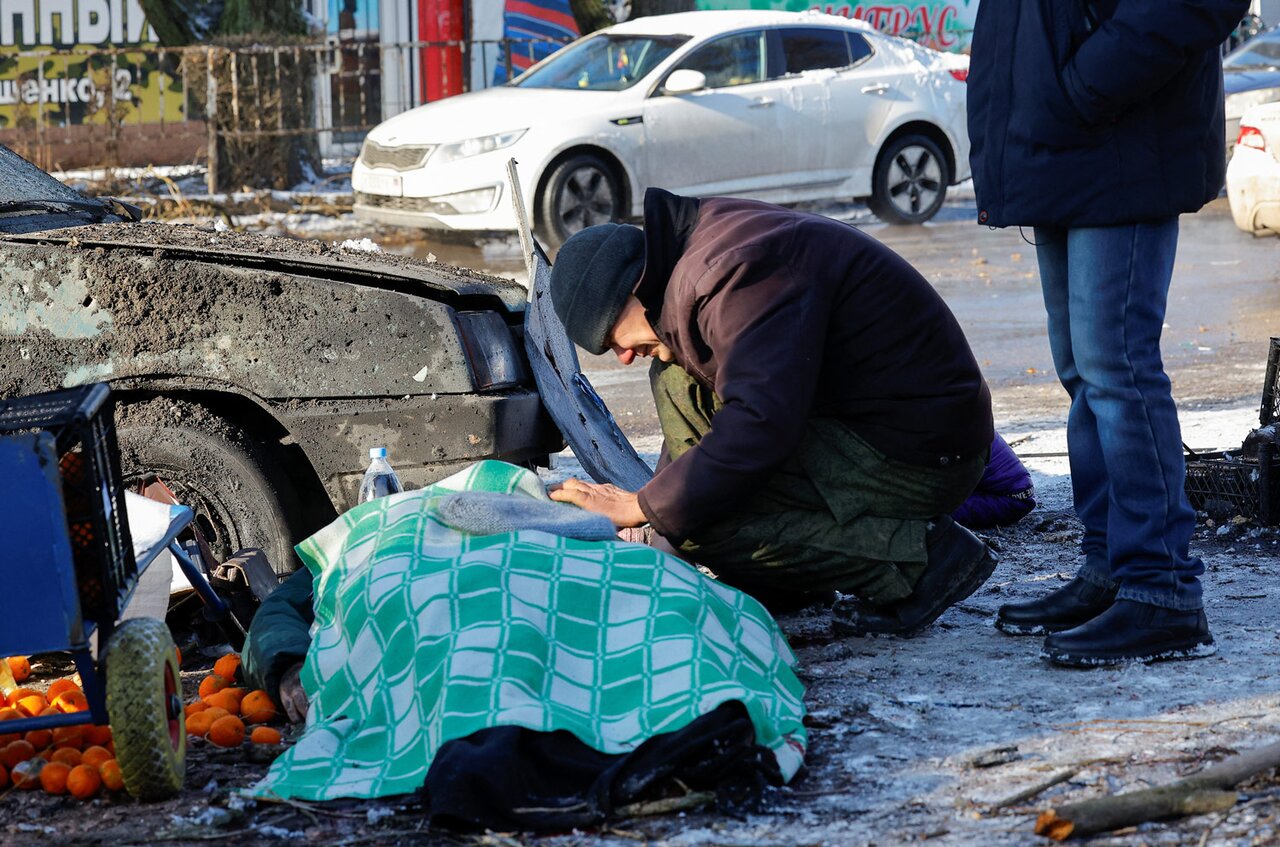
[1,739,35,768]
[249,726,282,745]
[24,728,52,750]
[66,763,100,799]
[14,693,47,717]
[51,747,82,767]
[81,745,112,769]
[186,710,216,737]
[175,646,183,667]
[46,679,79,701]
[12,757,43,789]
[240,691,277,724]
[212,653,241,681]
[39,760,70,794]
[185,701,208,718]
[6,656,31,683]
[0,707,22,744]
[203,690,241,715]
[0,762,7,789]
[5,687,37,708]
[85,724,112,746]
[53,690,89,713]
[199,673,231,701]
[52,725,84,750]
[207,715,245,748]
[99,758,124,792]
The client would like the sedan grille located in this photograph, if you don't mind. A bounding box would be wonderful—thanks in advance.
[355,192,439,213]
[359,141,434,171]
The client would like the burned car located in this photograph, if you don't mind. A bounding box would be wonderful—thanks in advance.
[0,145,561,573]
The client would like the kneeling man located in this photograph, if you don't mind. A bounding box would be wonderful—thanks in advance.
[550,189,996,636]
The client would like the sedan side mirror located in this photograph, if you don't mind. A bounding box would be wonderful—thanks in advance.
[663,69,707,95]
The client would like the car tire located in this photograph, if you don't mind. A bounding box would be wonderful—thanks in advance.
[538,154,624,249]
[115,400,301,577]
[868,134,950,225]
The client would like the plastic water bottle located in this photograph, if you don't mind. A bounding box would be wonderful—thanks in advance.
[359,447,404,503]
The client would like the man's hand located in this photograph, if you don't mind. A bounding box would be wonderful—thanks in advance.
[279,661,309,724]
[549,479,647,527]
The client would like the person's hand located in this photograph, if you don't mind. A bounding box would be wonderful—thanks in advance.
[278,661,309,724]
[549,479,647,527]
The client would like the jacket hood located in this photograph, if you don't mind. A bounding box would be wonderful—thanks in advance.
[636,188,701,326]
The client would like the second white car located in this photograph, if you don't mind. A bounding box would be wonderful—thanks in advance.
[352,10,971,246]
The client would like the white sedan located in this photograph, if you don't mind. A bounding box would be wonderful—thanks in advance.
[352,10,970,246]
[1226,101,1280,236]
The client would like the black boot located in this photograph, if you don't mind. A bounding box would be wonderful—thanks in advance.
[1041,600,1215,667]
[831,516,998,638]
[995,577,1117,636]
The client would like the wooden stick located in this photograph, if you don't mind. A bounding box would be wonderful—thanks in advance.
[1035,738,1280,840]
[990,768,1080,810]
[616,791,716,819]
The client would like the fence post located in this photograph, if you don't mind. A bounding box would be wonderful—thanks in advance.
[206,47,218,193]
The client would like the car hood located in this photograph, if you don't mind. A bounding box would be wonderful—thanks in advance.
[1225,68,1280,95]
[367,86,627,146]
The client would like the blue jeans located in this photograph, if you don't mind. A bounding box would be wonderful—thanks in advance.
[1034,219,1203,611]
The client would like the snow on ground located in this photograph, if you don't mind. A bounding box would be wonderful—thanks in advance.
[540,402,1280,846]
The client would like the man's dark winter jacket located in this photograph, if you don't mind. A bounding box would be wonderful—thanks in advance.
[968,0,1250,228]
[634,190,993,543]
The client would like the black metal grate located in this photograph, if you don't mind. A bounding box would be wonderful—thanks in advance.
[1185,445,1279,525]
[0,384,137,624]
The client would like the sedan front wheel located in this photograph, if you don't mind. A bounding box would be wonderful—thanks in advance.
[538,154,623,249]
[868,134,950,225]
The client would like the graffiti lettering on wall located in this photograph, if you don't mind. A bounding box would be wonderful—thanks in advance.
[0,0,182,129]
[696,0,977,52]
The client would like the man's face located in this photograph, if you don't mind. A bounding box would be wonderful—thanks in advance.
[608,297,673,366]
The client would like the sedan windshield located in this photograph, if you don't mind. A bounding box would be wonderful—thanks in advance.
[513,33,688,91]
[1224,31,1280,69]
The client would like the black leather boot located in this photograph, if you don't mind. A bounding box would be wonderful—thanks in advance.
[831,516,998,638]
[995,577,1117,636]
[1041,600,1215,667]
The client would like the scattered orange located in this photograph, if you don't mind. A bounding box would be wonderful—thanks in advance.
[5,687,37,708]
[240,691,277,724]
[0,707,21,744]
[51,747,83,767]
[66,763,100,799]
[249,726,282,745]
[1,739,35,768]
[52,725,84,750]
[99,758,124,792]
[203,690,241,715]
[186,710,216,737]
[39,760,70,794]
[81,745,112,769]
[24,728,52,750]
[12,757,43,789]
[198,673,231,701]
[85,724,112,746]
[45,679,79,701]
[53,690,89,713]
[185,701,209,718]
[6,656,31,683]
[207,715,245,748]
[212,652,241,681]
[14,693,47,717]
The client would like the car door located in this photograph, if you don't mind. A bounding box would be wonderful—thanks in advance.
[770,28,884,194]
[641,29,796,196]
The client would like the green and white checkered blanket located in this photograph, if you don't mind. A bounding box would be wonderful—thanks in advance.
[251,460,807,801]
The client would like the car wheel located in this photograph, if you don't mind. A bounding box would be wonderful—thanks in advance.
[868,134,950,225]
[538,154,623,248]
[115,400,301,577]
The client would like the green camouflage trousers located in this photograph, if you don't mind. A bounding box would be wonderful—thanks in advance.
[652,361,985,605]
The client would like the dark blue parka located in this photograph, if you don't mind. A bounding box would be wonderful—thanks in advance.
[968,0,1250,228]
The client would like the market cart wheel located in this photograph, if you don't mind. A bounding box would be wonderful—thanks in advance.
[104,617,186,800]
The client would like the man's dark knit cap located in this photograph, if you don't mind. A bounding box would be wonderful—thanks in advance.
[549,223,646,355]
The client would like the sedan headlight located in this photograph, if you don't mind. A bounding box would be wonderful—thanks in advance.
[433,130,527,164]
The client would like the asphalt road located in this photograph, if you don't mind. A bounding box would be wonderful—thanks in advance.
[392,196,1280,438]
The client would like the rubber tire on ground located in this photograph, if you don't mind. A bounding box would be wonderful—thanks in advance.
[116,402,301,576]
[104,617,185,801]
[867,133,950,225]
[537,154,624,249]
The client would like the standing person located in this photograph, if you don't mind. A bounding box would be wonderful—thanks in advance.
[547,188,997,637]
[967,0,1249,665]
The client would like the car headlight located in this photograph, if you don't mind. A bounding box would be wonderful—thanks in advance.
[432,130,527,164]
